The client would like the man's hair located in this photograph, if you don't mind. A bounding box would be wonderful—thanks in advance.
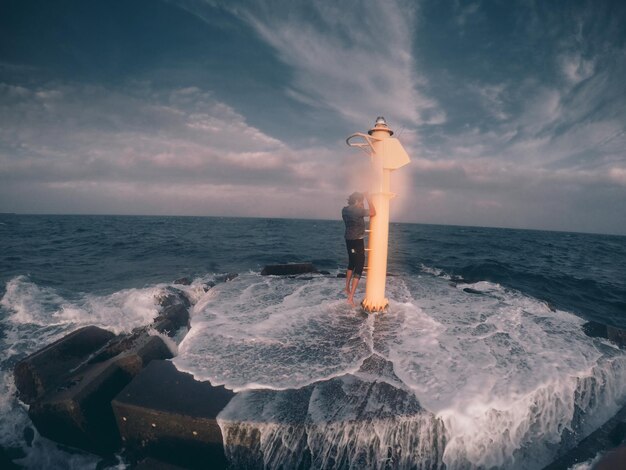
[348,192,364,205]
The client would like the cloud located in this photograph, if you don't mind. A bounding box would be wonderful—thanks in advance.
[184,0,444,128]
[0,80,357,217]
[559,53,595,85]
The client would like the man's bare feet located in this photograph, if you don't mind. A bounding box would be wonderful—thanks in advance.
[347,297,356,306]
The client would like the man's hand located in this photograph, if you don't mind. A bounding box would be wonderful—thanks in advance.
[364,191,376,217]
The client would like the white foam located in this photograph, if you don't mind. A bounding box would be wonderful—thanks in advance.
[174,273,373,391]
[382,276,626,468]
[1,275,163,334]
[175,272,626,469]
[420,264,450,279]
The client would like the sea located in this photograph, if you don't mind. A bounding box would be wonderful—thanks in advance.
[1,214,625,469]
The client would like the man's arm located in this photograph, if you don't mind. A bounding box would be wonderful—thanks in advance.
[365,192,376,217]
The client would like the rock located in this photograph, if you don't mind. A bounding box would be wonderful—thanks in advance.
[261,263,318,276]
[29,335,173,455]
[14,326,116,404]
[337,273,347,278]
[153,288,191,335]
[173,277,192,286]
[112,360,234,469]
[214,273,238,283]
[318,270,331,275]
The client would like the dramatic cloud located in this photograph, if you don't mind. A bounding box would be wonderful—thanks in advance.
[0,0,625,234]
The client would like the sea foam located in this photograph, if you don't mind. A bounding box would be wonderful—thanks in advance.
[173,271,626,469]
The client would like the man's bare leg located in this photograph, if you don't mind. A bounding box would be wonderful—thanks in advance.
[345,269,353,295]
[347,275,360,306]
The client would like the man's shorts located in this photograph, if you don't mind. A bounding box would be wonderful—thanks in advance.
[346,238,365,278]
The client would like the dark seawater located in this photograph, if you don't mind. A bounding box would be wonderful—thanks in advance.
[1,215,624,327]
[1,214,626,469]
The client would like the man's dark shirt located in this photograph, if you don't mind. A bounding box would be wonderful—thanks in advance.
[342,205,368,240]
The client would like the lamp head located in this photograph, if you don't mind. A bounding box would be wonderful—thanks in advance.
[368,116,394,136]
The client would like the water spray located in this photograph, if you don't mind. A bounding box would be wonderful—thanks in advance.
[346,117,411,313]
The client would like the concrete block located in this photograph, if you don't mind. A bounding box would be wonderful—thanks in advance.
[29,335,172,454]
[261,263,317,276]
[14,326,115,404]
[112,360,234,469]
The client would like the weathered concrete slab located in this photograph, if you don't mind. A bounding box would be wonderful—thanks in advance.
[29,335,172,454]
[261,263,318,276]
[112,360,234,469]
[14,326,115,404]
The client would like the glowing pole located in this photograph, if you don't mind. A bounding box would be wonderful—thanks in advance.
[346,117,411,313]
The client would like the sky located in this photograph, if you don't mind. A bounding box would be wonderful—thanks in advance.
[0,0,625,235]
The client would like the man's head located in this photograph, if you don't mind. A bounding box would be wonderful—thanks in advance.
[348,192,364,205]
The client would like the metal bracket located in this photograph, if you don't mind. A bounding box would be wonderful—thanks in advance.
[346,133,381,158]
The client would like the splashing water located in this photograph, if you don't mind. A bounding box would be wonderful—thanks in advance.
[172,272,626,469]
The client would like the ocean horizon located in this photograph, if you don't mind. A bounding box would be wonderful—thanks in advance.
[3,212,626,237]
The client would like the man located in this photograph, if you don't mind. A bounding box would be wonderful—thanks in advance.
[342,191,376,306]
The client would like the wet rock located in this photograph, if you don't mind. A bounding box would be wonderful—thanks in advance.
[337,273,347,278]
[14,326,116,404]
[173,277,192,286]
[214,273,238,283]
[261,263,318,276]
[112,360,234,469]
[29,335,173,455]
[318,270,331,275]
[153,287,191,335]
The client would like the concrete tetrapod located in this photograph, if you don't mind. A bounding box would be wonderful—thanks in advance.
[28,334,173,454]
[14,326,116,404]
[112,360,235,469]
